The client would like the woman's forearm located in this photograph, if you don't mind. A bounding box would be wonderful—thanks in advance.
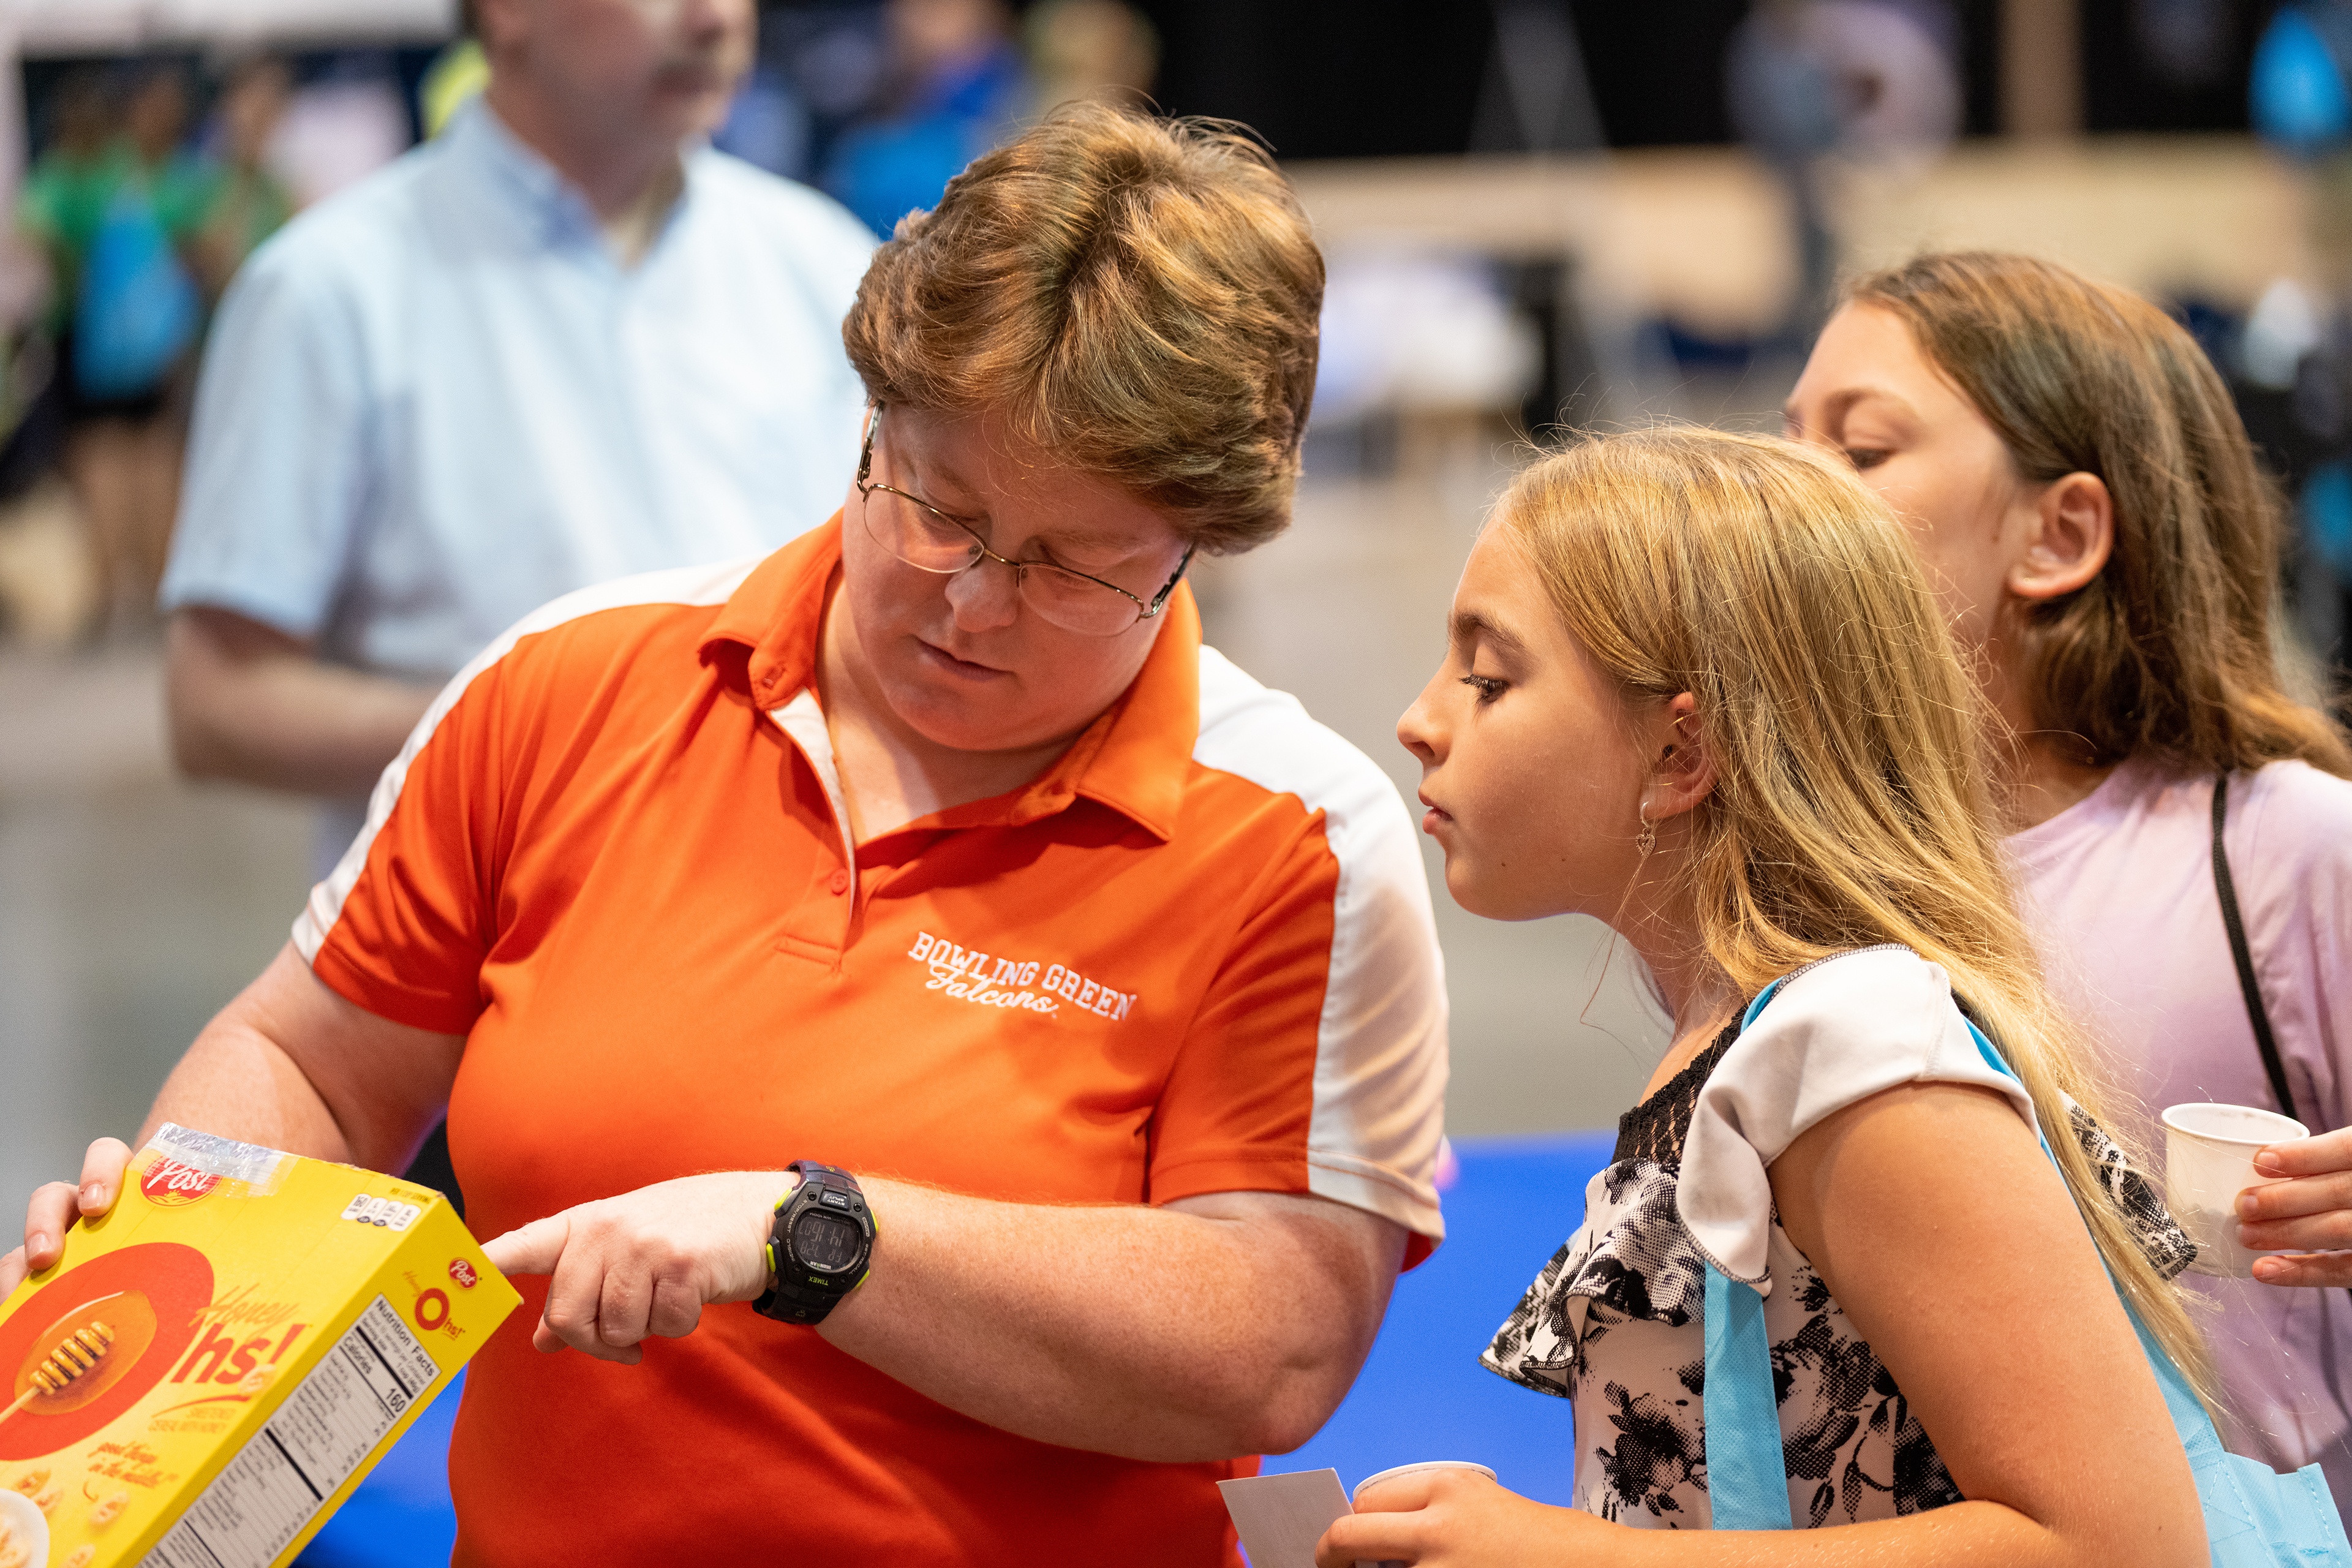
[139,1017,355,1161]
[821,1182,1403,1461]
[158,943,466,1175]
[490,1177,1403,1459]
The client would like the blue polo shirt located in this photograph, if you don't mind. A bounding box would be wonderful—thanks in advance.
[160,99,875,684]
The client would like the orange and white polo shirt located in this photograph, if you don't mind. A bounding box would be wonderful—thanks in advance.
[292,519,1448,1567]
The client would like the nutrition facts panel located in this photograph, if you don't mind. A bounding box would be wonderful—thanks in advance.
[138,1297,441,1568]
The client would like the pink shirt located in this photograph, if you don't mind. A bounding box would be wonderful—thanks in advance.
[2010,756,2352,1493]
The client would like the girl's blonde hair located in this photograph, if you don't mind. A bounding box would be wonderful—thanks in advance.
[1499,425,2215,1407]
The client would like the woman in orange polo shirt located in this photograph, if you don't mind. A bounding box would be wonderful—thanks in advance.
[6,105,1449,1565]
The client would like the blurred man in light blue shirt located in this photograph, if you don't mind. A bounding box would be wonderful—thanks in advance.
[159,0,875,868]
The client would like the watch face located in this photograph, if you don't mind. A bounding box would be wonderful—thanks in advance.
[791,1208,864,1275]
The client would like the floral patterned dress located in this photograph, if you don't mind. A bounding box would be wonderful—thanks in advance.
[1480,1025,2196,1530]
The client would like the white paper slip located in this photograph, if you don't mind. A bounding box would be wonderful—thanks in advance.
[1218,1469,1352,1568]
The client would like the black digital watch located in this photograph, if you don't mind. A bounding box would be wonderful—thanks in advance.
[753,1162,875,1326]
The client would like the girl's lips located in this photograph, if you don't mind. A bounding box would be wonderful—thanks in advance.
[1419,794,1452,834]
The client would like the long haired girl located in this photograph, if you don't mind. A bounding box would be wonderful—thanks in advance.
[1786,252,2352,1494]
[1327,428,2212,1566]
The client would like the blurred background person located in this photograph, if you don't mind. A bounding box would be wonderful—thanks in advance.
[17,62,205,639]
[1024,0,1158,117]
[1726,0,1961,347]
[823,0,1026,236]
[158,0,873,884]
[184,55,295,302]
[16,72,115,370]
[154,0,872,1201]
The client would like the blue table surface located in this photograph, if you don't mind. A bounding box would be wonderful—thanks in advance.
[297,1131,1615,1566]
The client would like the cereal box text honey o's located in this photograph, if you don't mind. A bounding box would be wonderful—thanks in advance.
[0,1128,518,1568]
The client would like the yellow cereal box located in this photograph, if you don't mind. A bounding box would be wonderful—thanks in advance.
[0,1126,518,1568]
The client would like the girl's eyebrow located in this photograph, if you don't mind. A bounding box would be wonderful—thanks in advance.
[1450,609,1526,653]
[1784,385,1921,430]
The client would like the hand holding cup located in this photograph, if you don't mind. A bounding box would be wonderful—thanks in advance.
[2230,1123,2352,1286]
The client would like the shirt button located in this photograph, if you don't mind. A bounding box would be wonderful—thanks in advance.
[829,870,851,895]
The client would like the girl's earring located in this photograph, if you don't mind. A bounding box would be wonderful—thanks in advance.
[1636,806,1657,859]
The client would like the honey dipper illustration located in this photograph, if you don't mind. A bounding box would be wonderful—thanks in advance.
[0,1322,116,1427]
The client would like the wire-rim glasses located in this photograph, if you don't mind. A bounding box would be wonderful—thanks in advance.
[853,402,1194,637]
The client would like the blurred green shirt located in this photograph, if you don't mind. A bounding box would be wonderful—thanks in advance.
[17,140,215,330]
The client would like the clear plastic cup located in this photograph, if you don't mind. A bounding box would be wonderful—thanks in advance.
[2162,1101,2308,1278]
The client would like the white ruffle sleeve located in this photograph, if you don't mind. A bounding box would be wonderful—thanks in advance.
[1675,948,2039,1292]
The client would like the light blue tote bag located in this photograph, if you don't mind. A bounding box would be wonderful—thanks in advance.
[1703,979,2352,1564]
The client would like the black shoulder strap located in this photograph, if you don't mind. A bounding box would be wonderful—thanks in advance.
[2214,772,2301,1123]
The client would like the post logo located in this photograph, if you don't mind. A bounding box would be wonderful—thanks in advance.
[448,1258,478,1289]
[141,1159,222,1208]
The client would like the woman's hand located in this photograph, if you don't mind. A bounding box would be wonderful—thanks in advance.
[483,1171,790,1364]
[2,1138,134,1298]
[1314,1470,1600,1567]
[2242,1129,2352,1285]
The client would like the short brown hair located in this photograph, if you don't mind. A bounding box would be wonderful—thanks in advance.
[842,100,1323,554]
[1849,252,2352,777]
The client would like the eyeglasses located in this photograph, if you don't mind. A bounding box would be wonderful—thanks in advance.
[853,403,1194,637]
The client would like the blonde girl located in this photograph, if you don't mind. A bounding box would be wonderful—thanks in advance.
[1327,428,2211,1565]
[1784,252,2352,1494]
